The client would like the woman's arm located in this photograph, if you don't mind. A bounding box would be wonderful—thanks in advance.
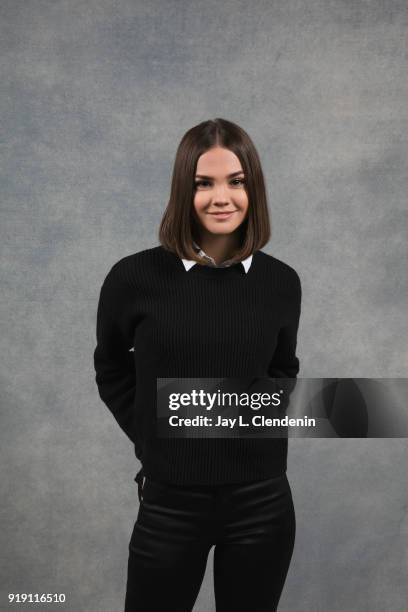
[268,271,302,412]
[267,324,300,380]
[93,262,142,455]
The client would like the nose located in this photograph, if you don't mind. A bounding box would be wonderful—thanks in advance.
[212,201,230,209]
[211,185,231,205]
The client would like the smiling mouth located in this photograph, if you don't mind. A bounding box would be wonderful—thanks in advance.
[208,211,237,216]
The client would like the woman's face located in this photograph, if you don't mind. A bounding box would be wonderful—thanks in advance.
[192,146,249,237]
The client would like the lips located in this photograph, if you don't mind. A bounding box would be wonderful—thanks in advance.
[208,211,237,217]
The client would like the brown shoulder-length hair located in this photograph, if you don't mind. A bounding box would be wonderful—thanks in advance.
[158,118,271,265]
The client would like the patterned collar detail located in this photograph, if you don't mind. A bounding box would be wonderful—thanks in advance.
[181,241,253,273]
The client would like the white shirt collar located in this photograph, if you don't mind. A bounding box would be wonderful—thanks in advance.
[181,242,253,274]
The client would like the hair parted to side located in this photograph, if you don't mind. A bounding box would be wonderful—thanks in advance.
[158,118,271,265]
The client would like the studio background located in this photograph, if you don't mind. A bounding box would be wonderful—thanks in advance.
[1,1,407,610]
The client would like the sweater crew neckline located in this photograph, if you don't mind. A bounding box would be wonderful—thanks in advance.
[162,246,258,280]
[189,261,250,279]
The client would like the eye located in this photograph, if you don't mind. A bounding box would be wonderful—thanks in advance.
[194,178,246,189]
[194,180,210,188]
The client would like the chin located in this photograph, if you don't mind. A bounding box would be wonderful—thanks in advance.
[205,224,239,234]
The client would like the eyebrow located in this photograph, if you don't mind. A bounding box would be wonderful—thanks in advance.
[195,171,245,179]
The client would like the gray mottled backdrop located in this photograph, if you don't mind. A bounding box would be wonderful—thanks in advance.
[1,1,407,610]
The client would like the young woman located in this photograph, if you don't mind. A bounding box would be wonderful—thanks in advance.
[93,118,302,611]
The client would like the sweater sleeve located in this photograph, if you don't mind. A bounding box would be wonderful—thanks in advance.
[268,270,302,412]
[93,261,142,455]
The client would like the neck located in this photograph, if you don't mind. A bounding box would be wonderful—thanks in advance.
[195,231,241,265]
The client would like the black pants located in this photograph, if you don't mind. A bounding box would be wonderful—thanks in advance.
[125,473,296,612]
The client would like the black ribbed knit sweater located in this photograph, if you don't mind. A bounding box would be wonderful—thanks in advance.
[93,245,302,485]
